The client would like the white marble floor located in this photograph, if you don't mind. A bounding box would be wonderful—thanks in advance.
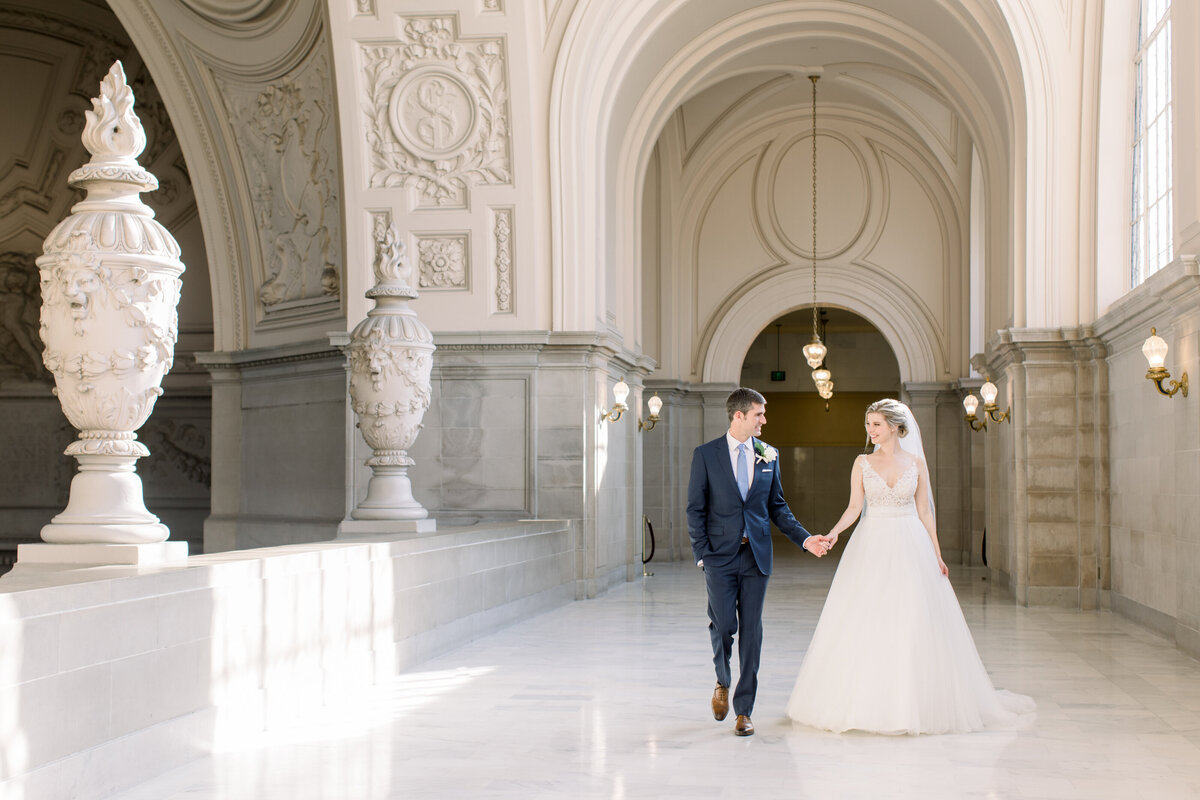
[107,548,1200,800]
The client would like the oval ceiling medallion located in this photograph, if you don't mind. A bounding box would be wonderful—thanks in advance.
[768,132,870,260]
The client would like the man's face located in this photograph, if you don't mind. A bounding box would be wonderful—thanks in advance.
[731,402,766,440]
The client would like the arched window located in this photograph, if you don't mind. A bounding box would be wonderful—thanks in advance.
[1131,0,1172,287]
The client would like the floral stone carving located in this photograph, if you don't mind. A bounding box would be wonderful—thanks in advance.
[347,218,435,520]
[36,61,184,545]
[362,16,511,206]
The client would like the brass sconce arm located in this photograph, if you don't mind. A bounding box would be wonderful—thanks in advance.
[964,413,987,432]
[600,403,627,423]
[984,404,1010,424]
[638,415,659,432]
[1146,366,1189,397]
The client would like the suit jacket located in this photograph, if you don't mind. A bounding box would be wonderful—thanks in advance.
[686,435,810,575]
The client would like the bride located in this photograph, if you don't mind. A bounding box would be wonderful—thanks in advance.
[785,398,1034,735]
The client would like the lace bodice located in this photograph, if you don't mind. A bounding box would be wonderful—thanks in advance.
[861,457,918,508]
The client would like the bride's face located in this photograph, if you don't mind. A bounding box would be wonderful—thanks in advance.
[865,413,894,445]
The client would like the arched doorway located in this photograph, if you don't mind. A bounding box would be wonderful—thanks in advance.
[741,308,900,537]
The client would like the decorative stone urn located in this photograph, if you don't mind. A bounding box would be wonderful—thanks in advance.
[347,219,435,520]
[36,62,184,545]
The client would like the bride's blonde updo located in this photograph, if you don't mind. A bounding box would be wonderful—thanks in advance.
[863,398,908,452]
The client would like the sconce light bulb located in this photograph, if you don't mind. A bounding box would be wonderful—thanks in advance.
[612,378,630,407]
[963,394,979,416]
[647,393,663,417]
[812,367,831,384]
[1143,328,1169,370]
[980,380,998,407]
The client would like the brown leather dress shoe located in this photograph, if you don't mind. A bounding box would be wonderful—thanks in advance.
[734,714,754,736]
[711,684,729,721]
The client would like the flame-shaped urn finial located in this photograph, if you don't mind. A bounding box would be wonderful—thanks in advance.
[34,60,185,548]
[345,219,435,521]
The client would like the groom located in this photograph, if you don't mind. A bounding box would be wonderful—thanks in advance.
[687,387,830,736]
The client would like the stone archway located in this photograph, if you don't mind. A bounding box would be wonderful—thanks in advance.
[701,265,944,385]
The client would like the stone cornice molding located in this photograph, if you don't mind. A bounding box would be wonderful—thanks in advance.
[1093,256,1200,355]
[983,325,1106,376]
[334,329,657,375]
[194,340,342,372]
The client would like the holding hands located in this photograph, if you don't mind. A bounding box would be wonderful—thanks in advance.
[804,534,835,557]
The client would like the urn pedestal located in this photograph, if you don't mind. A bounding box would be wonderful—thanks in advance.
[20,62,188,565]
[338,220,437,534]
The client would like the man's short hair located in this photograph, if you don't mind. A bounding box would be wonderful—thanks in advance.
[726,387,766,421]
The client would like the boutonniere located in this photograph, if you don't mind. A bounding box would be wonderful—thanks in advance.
[754,440,778,464]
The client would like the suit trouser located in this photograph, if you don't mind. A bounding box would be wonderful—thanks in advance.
[704,541,768,717]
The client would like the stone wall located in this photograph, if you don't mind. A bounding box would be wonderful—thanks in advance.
[1096,258,1200,657]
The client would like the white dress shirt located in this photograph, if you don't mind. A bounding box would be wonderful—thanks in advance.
[726,433,754,493]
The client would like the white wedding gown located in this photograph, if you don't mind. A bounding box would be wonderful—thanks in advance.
[786,457,1035,734]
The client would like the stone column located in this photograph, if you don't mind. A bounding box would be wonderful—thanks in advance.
[985,327,1109,608]
[17,62,187,567]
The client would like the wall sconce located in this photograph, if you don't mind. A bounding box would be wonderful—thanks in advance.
[962,393,986,432]
[639,393,664,432]
[601,377,630,423]
[1143,328,1188,398]
[978,378,1010,423]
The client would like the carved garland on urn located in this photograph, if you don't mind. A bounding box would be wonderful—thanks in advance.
[345,215,435,520]
[361,16,512,207]
[36,62,185,545]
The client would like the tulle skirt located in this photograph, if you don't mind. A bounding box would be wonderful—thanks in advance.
[785,505,1035,735]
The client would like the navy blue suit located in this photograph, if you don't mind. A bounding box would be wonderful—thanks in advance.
[687,435,811,716]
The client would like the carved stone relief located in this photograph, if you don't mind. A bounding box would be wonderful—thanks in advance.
[355,0,376,16]
[0,252,47,382]
[142,417,212,489]
[482,0,504,12]
[417,235,469,289]
[217,41,342,315]
[492,208,512,312]
[361,16,511,207]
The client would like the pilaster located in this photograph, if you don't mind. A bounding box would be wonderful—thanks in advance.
[985,327,1110,608]
[195,341,348,552]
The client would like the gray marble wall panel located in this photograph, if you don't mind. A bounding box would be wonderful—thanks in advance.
[197,345,343,552]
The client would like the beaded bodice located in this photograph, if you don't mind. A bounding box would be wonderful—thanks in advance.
[861,457,918,508]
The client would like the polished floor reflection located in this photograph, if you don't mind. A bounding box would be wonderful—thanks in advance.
[109,547,1200,799]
